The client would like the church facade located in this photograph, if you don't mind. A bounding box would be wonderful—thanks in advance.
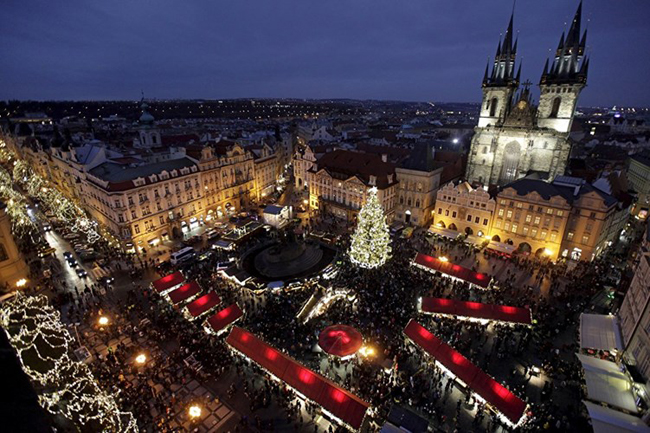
[466,2,589,186]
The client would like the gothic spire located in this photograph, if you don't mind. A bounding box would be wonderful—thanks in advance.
[542,1,587,85]
[485,12,518,87]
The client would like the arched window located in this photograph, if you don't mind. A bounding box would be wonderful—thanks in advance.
[550,97,561,118]
[489,98,498,117]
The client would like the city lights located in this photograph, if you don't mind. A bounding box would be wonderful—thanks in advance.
[188,404,202,419]
[98,316,109,326]
[438,256,449,262]
[15,278,27,287]
[135,353,147,365]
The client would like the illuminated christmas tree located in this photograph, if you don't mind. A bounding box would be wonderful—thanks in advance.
[348,187,391,269]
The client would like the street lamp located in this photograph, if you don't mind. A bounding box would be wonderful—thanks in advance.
[439,256,449,262]
[98,316,109,326]
[188,404,202,419]
[135,353,147,365]
[15,278,28,288]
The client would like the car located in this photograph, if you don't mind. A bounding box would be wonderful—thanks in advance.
[75,268,88,278]
[63,251,73,260]
[42,224,52,232]
[67,258,78,267]
[98,276,115,285]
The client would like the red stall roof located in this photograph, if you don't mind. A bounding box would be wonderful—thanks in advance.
[404,320,526,425]
[413,253,491,288]
[152,271,184,293]
[206,304,243,333]
[421,297,532,325]
[168,281,201,305]
[186,292,221,318]
[226,327,370,429]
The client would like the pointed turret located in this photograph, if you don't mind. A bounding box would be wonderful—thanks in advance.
[541,1,587,85]
[482,58,490,85]
[515,62,522,83]
[485,12,518,87]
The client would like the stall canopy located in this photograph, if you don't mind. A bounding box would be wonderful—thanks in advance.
[584,401,650,433]
[578,354,638,413]
[428,226,461,240]
[486,241,517,257]
[226,326,370,429]
[404,320,526,424]
[413,253,491,289]
[206,304,243,333]
[318,325,363,358]
[152,271,184,293]
[168,281,201,305]
[580,314,624,352]
[186,292,221,318]
[421,297,531,325]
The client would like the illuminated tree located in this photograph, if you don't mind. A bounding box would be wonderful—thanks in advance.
[348,187,391,269]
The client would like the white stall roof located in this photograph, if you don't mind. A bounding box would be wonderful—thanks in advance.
[578,354,638,413]
[580,314,623,352]
[584,401,650,433]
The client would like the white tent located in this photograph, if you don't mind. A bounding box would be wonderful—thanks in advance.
[428,226,461,240]
[578,354,638,413]
[580,314,624,352]
[584,401,650,433]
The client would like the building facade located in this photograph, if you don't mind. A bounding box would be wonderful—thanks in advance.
[628,152,650,220]
[620,223,650,380]
[433,182,495,237]
[308,150,397,222]
[466,5,588,186]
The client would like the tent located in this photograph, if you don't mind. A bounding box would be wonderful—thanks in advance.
[186,292,221,318]
[421,297,531,325]
[580,314,624,352]
[226,326,370,430]
[584,401,650,433]
[404,320,526,425]
[152,271,184,293]
[413,253,491,289]
[578,354,638,413]
[428,226,461,240]
[168,281,201,305]
[206,304,243,334]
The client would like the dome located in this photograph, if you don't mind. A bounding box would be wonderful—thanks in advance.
[139,100,155,125]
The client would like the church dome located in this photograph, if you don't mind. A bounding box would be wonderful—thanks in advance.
[139,101,155,125]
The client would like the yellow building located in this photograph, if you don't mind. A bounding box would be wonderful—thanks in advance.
[433,181,495,237]
[308,150,397,221]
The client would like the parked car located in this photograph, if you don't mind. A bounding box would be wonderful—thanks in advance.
[75,268,88,278]
[98,276,115,286]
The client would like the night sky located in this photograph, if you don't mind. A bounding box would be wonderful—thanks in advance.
[1,0,648,107]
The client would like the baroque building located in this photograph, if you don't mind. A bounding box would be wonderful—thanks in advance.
[466,3,589,186]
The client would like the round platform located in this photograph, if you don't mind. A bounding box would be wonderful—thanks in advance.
[318,325,363,358]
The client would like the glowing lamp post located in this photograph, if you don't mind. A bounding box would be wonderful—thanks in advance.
[188,404,202,421]
[15,278,28,288]
[98,316,109,327]
[135,354,147,365]
[438,256,449,262]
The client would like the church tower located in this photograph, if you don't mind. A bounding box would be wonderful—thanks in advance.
[537,1,589,133]
[477,13,520,128]
[137,96,161,148]
[466,2,588,187]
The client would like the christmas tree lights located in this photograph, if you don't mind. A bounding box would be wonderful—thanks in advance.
[0,294,138,432]
[348,187,391,269]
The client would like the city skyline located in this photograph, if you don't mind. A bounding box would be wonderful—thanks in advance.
[2,0,649,107]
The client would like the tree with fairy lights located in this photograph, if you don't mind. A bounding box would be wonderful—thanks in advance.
[348,186,391,269]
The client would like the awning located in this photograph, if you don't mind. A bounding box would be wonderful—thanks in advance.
[584,401,650,433]
[152,271,184,293]
[404,320,526,425]
[206,304,243,333]
[580,314,624,352]
[413,253,491,289]
[428,226,461,240]
[578,354,638,413]
[168,281,201,305]
[226,326,370,430]
[421,297,531,325]
[186,292,221,318]
[487,241,517,256]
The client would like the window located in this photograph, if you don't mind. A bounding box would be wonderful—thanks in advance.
[557,210,564,217]
[534,216,541,225]
[537,207,543,213]
[445,210,449,216]
[144,220,150,231]
[516,203,523,209]
[525,214,532,223]
[582,235,590,244]
[118,214,125,223]
[0,244,8,262]
[131,210,137,219]
[489,97,498,117]
[483,218,488,226]
[504,222,510,231]
[498,209,504,217]
[467,215,472,222]
[546,208,553,214]
[540,230,547,239]
[438,208,442,214]
[586,222,593,232]
[495,220,502,228]
[128,196,134,206]
[511,224,518,233]
[531,229,538,238]
[159,216,165,225]
[590,212,596,219]
[550,97,561,118]
[475,216,480,224]
[506,210,512,218]
[114,199,121,208]
[523,227,529,235]
[452,211,457,218]
[134,224,140,234]
[550,233,557,242]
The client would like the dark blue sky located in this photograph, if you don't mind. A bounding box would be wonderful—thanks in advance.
[1,0,648,106]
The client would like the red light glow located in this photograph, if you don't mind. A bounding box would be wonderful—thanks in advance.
[299,368,315,384]
[451,351,466,365]
[331,389,347,403]
[265,348,279,361]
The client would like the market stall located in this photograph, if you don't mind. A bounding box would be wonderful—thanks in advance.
[420,297,532,325]
[185,292,221,319]
[205,304,243,335]
[412,253,492,289]
[167,281,201,305]
[152,271,185,294]
[318,325,363,358]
